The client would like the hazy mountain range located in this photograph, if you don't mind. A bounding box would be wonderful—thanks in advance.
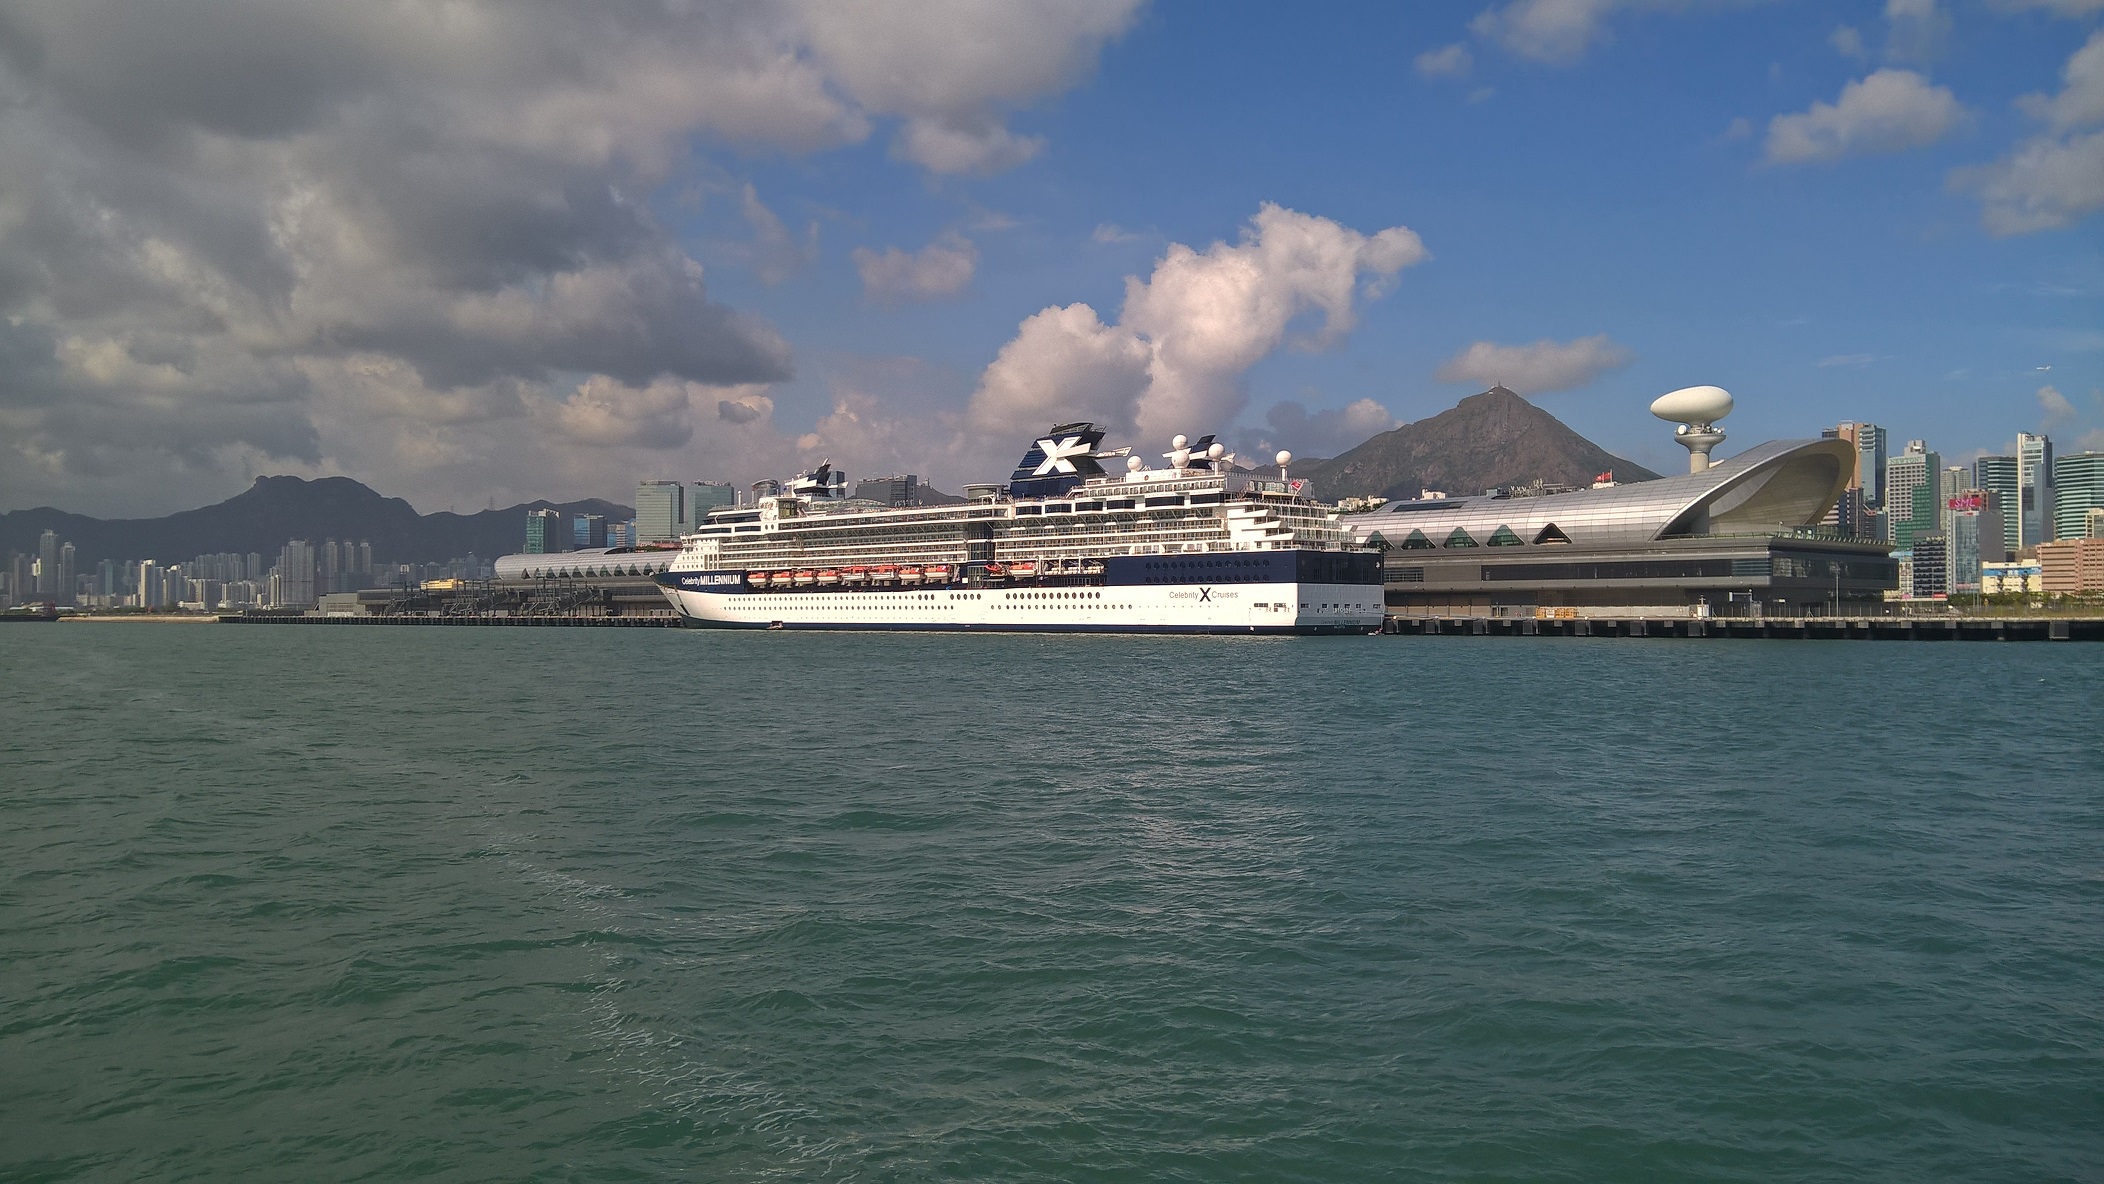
[0,478,632,567]
[3,389,1657,565]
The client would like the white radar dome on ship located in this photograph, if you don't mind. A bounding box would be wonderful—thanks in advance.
[1207,442,1226,460]
[1650,385,1734,425]
[1275,450,1293,466]
[1127,455,1144,471]
[1172,434,1189,449]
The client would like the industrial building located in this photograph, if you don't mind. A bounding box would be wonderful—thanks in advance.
[1346,397,1897,618]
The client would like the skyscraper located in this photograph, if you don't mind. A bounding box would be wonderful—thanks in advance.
[1974,454,2019,557]
[2017,431,2053,547]
[526,508,566,554]
[1855,423,1888,510]
[573,513,606,549]
[2051,451,2103,542]
[1945,490,2002,595]
[38,529,59,595]
[636,480,685,543]
[57,542,76,605]
[1886,443,1938,547]
[1911,535,1949,598]
[687,481,736,526]
[1937,465,1969,538]
[276,540,316,608]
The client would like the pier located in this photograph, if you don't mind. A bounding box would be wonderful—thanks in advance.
[1381,615,2103,641]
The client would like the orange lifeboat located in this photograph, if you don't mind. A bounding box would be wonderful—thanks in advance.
[770,570,795,588]
[842,566,869,587]
[816,569,841,586]
[792,569,817,587]
[923,564,952,584]
[898,565,924,585]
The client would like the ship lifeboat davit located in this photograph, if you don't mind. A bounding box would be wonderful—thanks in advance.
[792,569,817,587]
[1009,560,1038,580]
[770,570,795,588]
[871,565,898,585]
[842,567,868,587]
[817,569,840,586]
[983,562,1008,581]
[923,564,952,584]
[898,565,924,585]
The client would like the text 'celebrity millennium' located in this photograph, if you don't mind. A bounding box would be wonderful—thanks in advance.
[651,424,1384,633]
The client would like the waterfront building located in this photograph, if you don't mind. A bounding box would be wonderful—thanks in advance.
[1911,534,1950,598]
[572,513,606,549]
[687,481,737,525]
[2051,451,2103,541]
[525,508,565,554]
[58,541,76,605]
[1854,423,1888,510]
[1823,422,1885,531]
[1937,466,1970,537]
[1885,443,1937,546]
[635,481,685,543]
[2089,507,2104,539]
[1350,435,1897,618]
[2017,432,2053,547]
[1982,561,2042,594]
[2037,538,2104,593]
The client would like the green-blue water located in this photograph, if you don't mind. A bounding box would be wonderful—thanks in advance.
[2,626,2098,1181]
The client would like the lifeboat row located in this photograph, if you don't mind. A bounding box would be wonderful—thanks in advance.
[747,564,958,589]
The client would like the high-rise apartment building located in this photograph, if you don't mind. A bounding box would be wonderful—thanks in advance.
[1974,454,2019,556]
[37,529,59,596]
[525,508,566,554]
[2017,431,2053,547]
[57,542,75,605]
[276,540,316,608]
[636,480,685,543]
[1886,443,1938,547]
[2051,451,2103,542]
[1852,423,1888,510]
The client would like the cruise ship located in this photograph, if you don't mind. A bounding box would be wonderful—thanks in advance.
[651,424,1385,634]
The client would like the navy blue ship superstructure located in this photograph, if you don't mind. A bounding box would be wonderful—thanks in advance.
[650,424,1384,634]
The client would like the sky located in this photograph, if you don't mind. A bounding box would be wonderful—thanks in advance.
[0,0,2100,518]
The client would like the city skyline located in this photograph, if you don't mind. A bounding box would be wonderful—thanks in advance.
[0,2,2097,520]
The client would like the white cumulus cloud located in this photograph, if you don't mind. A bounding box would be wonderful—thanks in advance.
[1954,32,2104,235]
[2038,382,2077,423]
[1434,335,1635,394]
[853,231,980,305]
[964,203,1427,448]
[1470,0,1621,64]
[1415,44,1475,79]
[1765,69,1966,163]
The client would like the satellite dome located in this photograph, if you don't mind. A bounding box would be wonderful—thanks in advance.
[1651,385,1734,425]
[1171,434,1189,449]
[1206,442,1226,460]
[1126,455,1144,471]
[1275,450,1293,467]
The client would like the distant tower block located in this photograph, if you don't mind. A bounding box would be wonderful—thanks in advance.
[1651,385,1734,473]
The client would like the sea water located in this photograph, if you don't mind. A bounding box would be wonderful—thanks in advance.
[2,626,2098,1181]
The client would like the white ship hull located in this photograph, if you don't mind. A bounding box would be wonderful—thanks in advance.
[657,579,1383,634]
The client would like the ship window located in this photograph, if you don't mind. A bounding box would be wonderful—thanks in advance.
[1487,526,1524,547]
[1444,529,1479,548]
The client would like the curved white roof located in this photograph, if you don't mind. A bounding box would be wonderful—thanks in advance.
[1347,436,1855,551]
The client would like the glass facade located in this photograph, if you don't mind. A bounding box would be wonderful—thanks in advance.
[2051,451,2103,542]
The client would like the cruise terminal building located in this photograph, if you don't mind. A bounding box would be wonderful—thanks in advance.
[1346,402,1898,618]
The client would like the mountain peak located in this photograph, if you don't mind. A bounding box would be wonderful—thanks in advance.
[1294,388,1658,500]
